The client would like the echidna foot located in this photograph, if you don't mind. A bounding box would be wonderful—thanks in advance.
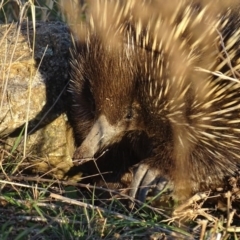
[129,163,168,202]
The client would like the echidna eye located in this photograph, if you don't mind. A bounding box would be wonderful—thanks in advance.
[125,109,133,120]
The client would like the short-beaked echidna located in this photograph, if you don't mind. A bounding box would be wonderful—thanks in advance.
[68,0,240,201]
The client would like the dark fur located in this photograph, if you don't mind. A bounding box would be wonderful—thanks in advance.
[67,35,149,185]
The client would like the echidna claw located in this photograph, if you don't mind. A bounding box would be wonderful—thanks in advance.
[129,163,168,203]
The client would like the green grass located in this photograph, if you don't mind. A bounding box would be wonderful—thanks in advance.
[0,173,194,239]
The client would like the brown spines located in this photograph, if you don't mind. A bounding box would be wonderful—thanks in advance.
[132,3,240,199]
[68,0,240,202]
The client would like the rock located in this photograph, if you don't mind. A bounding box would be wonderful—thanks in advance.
[0,21,77,179]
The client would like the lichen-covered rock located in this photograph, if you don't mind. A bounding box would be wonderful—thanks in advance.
[0,22,77,179]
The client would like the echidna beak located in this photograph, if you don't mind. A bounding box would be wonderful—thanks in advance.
[72,115,121,166]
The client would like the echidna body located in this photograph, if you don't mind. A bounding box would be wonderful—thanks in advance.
[68,0,240,201]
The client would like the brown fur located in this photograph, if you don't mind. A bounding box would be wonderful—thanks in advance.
[67,34,150,185]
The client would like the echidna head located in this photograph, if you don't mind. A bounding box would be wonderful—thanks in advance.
[73,41,144,164]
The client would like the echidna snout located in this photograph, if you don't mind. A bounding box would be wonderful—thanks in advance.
[73,114,126,164]
[73,103,144,165]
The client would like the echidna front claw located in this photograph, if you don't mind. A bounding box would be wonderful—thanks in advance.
[129,163,149,200]
[129,163,168,203]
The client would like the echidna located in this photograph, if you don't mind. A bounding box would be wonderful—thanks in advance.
[68,0,240,201]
